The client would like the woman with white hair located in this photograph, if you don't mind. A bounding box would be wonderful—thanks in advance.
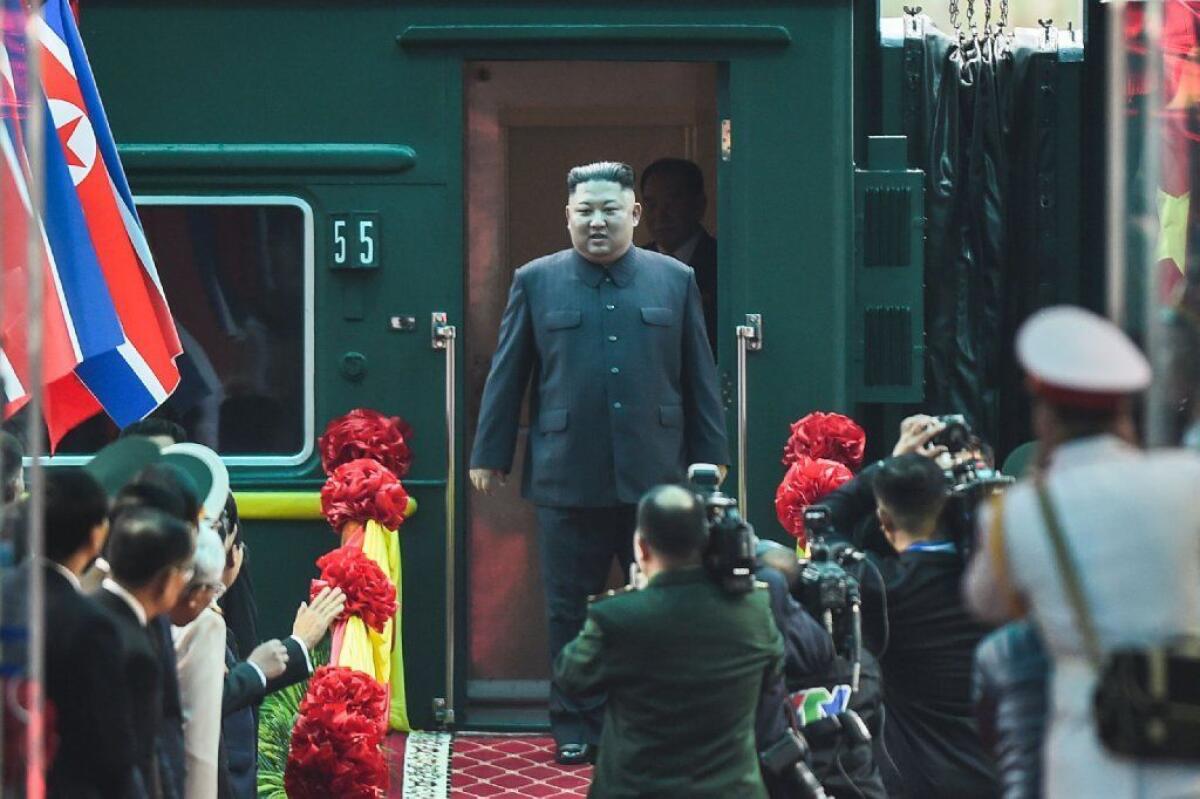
[170,525,228,798]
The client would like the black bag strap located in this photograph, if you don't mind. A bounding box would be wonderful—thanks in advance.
[1034,479,1104,668]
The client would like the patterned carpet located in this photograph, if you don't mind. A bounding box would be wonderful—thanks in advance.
[451,736,592,798]
[389,732,592,798]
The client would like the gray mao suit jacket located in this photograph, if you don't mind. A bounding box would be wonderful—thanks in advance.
[470,246,730,507]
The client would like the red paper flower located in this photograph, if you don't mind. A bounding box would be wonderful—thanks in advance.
[285,712,387,799]
[781,411,866,470]
[775,455,854,547]
[321,458,409,532]
[319,408,413,478]
[285,666,389,799]
[311,548,398,633]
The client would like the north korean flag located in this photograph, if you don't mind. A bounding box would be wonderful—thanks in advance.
[35,0,181,437]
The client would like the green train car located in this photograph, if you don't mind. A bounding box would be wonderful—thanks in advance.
[74,1,1097,730]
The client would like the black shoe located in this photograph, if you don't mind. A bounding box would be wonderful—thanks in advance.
[555,743,597,766]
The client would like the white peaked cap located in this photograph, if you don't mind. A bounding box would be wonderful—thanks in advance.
[1016,305,1151,407]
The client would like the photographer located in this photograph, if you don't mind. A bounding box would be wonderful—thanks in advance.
[554,484,783,798]
[816,421,999,798]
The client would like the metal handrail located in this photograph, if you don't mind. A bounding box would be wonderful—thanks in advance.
[431,312,457,727]
[735,314,762,510]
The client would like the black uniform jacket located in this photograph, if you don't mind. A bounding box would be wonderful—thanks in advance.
[471,246,728,507]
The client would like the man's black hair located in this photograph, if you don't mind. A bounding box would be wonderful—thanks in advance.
[107,506,194,588]
[567,161,635,193]
[0,430,23,504]
[44,467,109,563]
[120,417,187,444]
[873,454,948,533]
[640,158,705,198]
[636,484,708,560]
[117,463,200,526]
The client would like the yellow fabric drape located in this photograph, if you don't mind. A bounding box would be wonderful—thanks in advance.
[360,520,410,732]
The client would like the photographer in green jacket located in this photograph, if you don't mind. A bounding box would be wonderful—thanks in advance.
[554,484,783,798]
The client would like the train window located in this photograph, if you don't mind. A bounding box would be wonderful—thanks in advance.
[32,196,314,464]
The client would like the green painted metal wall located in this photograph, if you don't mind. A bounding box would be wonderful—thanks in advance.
[81,0,856,728]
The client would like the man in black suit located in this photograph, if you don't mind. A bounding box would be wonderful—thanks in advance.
[93,507,196,799]
[641,158,718,352]
[1,468,141,797]
[470,161,729,762]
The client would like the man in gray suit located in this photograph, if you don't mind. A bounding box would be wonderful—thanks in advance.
[470,161,729,763]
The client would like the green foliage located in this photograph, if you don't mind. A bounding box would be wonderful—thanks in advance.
[256,640,330,798]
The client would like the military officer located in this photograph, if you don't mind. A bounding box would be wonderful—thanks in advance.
[554,485,781,797]
[470,161,729,763]
[965,305,1200,797]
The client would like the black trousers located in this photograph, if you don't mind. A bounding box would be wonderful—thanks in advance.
[536,504,636,745]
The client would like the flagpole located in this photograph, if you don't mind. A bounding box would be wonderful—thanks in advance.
[23,3,46,798]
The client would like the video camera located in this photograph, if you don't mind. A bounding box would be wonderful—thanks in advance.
[797,506,864,692]
[688,464,758,595]
[930,415,1015,551]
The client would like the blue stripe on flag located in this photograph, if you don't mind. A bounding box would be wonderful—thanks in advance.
[74,349,157,426]
[37,97,124,360]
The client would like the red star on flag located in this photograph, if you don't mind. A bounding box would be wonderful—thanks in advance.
[57,114,86,169]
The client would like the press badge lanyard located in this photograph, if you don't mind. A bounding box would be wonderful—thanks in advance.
[904,540,957,554]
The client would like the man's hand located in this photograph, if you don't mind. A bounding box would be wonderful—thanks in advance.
[892,414,949,459]
[469,468,506,494]
[292,587,347,650]
[248,639,289,680]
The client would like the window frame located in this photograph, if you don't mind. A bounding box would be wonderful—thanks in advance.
[43,194,316,468]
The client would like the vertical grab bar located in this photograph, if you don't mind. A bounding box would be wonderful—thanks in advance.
[735,314,763,510]
[431,312,457,727]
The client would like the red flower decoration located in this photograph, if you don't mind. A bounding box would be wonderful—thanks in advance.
[311,547,398,633]
[319,408,413,478]
[285,667,389,799]
[781,411,866,470]
[775,455,854,547]
[299,666,389,732]
[321,458,409,532]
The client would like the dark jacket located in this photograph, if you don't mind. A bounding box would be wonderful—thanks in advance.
[645,229,718,351]
[2,562,143,798]
[555,567,782,798]
[973,621,1049,799]
[471,246,729,507]
[861,547,999,799]
[219,627,311,799]
[93,585,165,799]
[151,617,184,799]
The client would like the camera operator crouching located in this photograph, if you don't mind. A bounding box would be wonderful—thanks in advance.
[817,415,1002,799]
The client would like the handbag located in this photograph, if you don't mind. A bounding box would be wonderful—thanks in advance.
[1035,480,1200,761]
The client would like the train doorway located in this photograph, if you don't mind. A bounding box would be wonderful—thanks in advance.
[463,60,720,727]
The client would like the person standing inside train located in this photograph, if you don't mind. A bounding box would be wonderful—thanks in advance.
[640,158,718,352]
[469,161,729,765]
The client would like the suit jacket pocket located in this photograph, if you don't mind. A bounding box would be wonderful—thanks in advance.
[539,408,569,432]
[545,310,582,330]
[641,307,674,326]
[659,404,683,428]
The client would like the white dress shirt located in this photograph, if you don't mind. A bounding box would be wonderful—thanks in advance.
[172,607,226,799]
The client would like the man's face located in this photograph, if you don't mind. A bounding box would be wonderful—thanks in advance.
[641,171,705,253]
[565,180,641,265]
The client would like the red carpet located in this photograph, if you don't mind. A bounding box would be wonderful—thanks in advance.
[451,736,592,798]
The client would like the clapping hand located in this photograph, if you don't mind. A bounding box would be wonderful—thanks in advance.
[248,639,289,680]
[292,587,346,649]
